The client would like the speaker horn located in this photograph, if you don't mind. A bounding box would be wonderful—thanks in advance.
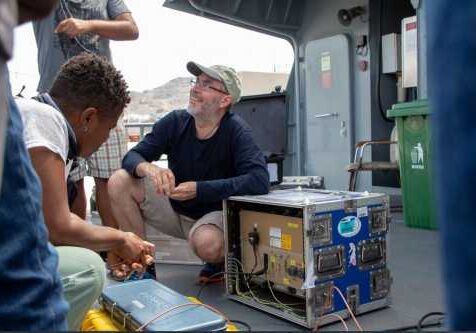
[337,6,366,26]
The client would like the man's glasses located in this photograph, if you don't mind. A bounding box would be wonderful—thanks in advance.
[190,78,228,95]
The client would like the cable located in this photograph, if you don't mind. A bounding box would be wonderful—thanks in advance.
[417,312,445,331]
[265,274,305,309]
[229,258,302,311]
[230,258,272,305]
[332,286,363,331]
[314,313,349,332]
[384,321,443,332]
[135,302,229,331]
[250,244,258,275]
[250,253,268,276]
[229,319,252,333]
[383,311,445,331]
[195,269,249,300]
[58,0,94,54]
[312,286,363,331]
[195,258,276,299]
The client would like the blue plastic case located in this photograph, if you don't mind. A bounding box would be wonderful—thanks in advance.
[100,280,227,331]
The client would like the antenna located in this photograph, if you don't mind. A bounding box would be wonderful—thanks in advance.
[16,85,26,98]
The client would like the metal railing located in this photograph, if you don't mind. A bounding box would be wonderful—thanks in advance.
[125,122,155,139]
[124,122,168,163]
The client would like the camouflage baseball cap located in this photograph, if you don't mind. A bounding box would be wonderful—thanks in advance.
[187,61,242,104]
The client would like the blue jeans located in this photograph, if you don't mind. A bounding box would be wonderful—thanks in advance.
[0,84,68,329]
[427,0,476,329]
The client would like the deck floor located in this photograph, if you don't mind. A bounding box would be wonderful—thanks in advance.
[98,207,444,331]
[154,214,443,331]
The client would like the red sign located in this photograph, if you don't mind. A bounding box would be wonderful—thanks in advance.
[320,71,332,89]
[406,22,417,31]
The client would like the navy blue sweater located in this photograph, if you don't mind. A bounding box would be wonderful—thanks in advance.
[122,110,270,219]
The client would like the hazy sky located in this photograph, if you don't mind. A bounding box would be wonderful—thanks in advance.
[8,0,293,96]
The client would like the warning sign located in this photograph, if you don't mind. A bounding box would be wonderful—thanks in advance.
[281,234,292,251]
[320,52,332,89]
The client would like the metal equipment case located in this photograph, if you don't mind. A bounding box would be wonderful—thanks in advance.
[224,188,391,329]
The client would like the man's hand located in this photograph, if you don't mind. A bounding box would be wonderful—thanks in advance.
[170,181,197,201]
[55,18,91,38]
[136,162,175,196]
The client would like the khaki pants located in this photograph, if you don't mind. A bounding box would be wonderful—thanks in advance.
[140,177,223,240]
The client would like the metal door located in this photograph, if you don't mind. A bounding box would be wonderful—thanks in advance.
[304,34,352,190]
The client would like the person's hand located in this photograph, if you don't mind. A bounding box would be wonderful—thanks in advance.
[136,162,175,196]
[113,231,155,263]
[107,251,154,280]
[55,18,91,38]
[141,240,156,259]
[107,251,132,280]
[170,181,197,201]
[108,233,155,280]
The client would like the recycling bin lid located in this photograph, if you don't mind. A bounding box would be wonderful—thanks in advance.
[387,99,429,118]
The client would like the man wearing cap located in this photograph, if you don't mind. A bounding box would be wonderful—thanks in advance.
[108,62,270,283]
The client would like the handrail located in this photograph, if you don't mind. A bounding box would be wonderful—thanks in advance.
[124,122,167,161]
[124,122,154,139]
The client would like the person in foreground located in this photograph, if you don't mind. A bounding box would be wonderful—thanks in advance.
[16,52,154,329]
[0,0,70,330]
[426,0,476,329]
[109,61,270,284]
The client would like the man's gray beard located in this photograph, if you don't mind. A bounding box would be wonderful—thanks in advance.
[186,105,198,117]
[186,105,216,123]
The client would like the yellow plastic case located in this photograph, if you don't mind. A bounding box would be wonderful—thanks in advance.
[81,297,238,332]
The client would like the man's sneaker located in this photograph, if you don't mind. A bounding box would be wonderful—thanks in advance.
[197,263,225,285]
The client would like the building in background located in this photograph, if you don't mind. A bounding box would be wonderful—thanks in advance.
[238,71,288,95]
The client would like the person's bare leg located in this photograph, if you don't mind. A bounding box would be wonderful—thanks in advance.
[94,177,119,229]
[189,225,224,263]
[108,169,146,238]
[70,178,86,219]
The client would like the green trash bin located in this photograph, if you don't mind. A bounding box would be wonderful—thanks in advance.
[387,99,437,229]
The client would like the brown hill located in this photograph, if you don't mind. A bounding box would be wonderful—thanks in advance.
[125,77,190,122]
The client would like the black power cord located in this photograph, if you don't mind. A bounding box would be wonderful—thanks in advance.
[384,311,445,331]
[248,229,259,275]
[417,311,445,331]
